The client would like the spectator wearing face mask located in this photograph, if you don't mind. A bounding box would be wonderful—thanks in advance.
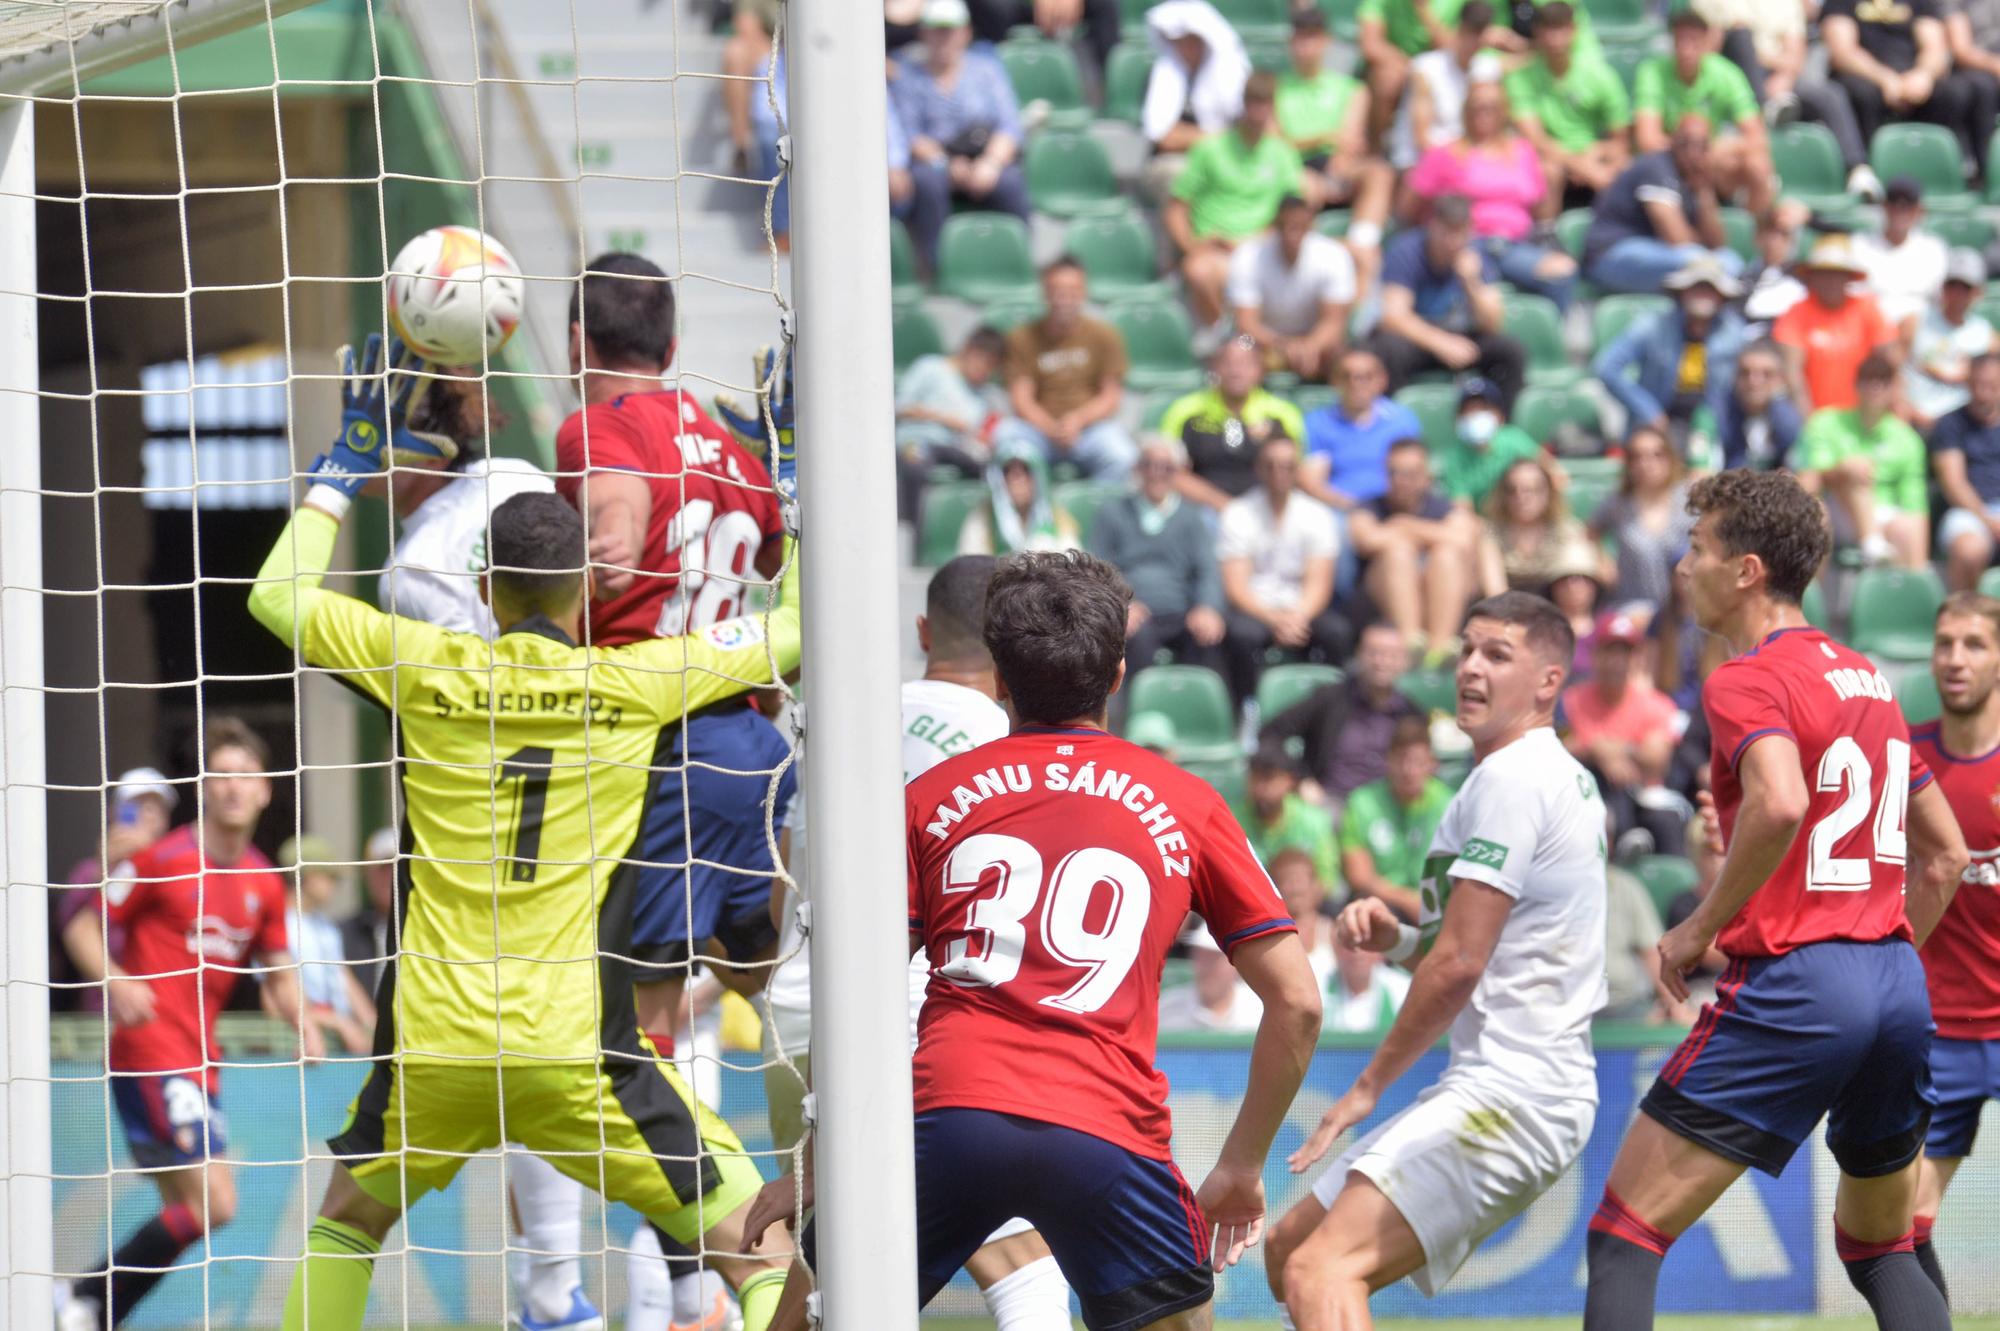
[1434,376,1546,511]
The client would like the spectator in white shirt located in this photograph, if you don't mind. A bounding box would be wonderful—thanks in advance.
[1228,195,1357,381]
[1906,248,1999,432]
[1322,922,1411,1034]
[1217,433,1350,705]
[1391,1,1506,168]
[1853,175,1950,335]
[1158,927,1264,1032]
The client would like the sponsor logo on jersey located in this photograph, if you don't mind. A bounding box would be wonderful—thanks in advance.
[1460,837,1509,869]
[184,916,256,961]
[1962,847,2000,886]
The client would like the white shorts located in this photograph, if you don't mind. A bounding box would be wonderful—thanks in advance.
[1308,1078,1595,1296]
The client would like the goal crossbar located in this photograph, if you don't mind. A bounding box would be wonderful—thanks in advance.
[0,0,316,96]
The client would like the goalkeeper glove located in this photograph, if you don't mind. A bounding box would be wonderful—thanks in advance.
[307,334,457,498]
[712,342,795,490]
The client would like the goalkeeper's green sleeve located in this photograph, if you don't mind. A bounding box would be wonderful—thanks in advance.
[247,503,341,647]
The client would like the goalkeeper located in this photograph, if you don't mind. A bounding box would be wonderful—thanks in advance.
[250,337,794,1331]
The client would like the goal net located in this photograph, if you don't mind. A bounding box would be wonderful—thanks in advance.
[0,1,829,1327]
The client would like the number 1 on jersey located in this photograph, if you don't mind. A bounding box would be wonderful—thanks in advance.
[500,745,553,883]
[936,833,1152,1014]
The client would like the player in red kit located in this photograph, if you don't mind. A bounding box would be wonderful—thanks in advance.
[56,718,317,1331]
[1908,592,2000,1305]
[1584,471,1968,1331]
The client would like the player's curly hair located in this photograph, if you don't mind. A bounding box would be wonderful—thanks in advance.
[487,492,586,617]
[1686,468,1830,606]
[983,551,1132,726]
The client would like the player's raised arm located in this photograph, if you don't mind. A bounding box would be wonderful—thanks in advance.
[1905,777,1970,948]
[618,539,802,723]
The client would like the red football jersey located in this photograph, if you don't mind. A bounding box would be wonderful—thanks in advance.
[1705,626,1933,958]
[906,726,1294,1159]
[1910,721,2000,1039]
[554,390,784,646]
[99,825,289,1090]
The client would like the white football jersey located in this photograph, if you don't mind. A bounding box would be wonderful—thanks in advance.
[379,457,553,637]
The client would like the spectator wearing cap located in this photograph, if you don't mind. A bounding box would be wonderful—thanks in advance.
[342,825,399,996]
[1141,0,1253,199]
[1581,117,1743,296]
[1823,0,1997,196]
[1260,621,1418,802]
[1714,339,1802,471]
[1348,438,1490,654]
[1089,434,1228,677]
[1932,353,2000,592]
[1275,8,1392,291]
[1633,9,1775,219]
[1390,1,1504,170]
[1168,70,1314,330]
[1237,743,1338,886]
[1365,194,1527,404]
[1228,194,1357,383]
[280,833,375,1055]
[1588,424,1694,613]
[1338,713,1451,924]
[1506,2,1631,214]
[1798,350,1930,568]
[1562,609,1682,831]
[1695,0,1876,198]
[1435,376,1546,511]
[997,256,1137,480]
[890,0,1031,268]
[1591,253,1746,447]
[1160,336,1306,511]
[1299,346,1422,511]
[1907,249,1999,433]
[1405,77,1579,312]
[1854,176,1950,336]
[895,324,1007,523]
[1772,234,1898,414]
[1158,926,1263,1032]
[1217,434,1351,706]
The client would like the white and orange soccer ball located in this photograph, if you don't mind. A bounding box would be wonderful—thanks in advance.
[386,225,525,365]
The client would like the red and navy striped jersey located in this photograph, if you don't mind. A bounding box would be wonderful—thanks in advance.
[1911,721,2000,1039]
[906,726,1292,1159]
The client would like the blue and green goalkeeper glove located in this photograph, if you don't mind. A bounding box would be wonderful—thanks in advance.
[713,341,795,490]
[307,334,457,498]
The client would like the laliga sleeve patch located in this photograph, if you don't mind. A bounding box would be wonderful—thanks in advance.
[700,618,767,650]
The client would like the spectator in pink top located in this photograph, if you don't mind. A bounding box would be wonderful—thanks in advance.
[1563,608,1683,847]
[1406,80,1578,310]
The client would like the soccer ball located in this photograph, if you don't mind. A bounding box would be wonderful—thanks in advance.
[386,225,525,365]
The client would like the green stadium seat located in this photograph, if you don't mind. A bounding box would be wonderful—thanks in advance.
[1317,0,1360,38]
[1591,293,1672,354]
[1024,130,1124,218]
[999,41,1091,129]
[1802,578,1831,630]
[1870,124,1977,211]
[1110,299,1203,392]
[1256,664,1344,721]
[1563,457,1620,520]
[1210,0,1290,39]
[1052,479,1124,537]
[1066,209,1170,302]
[1291,384,1337,416]
[980,297,1047,330]
[1771,122,1852,211]
[1899,670,1942,727]
[890,220,923,304]
[1604,42,1651,94]
[1556,207,1592,261]
[1138,386,1184,428]
[1928,212,1996,254]
[1394,381,1462,452]
[1511,384,1602,445]
[1631,854,1698,918]
[1501,293,1579,387]
[1719,207,1756,263]
[917,480,986,566]
[1982,567,2000,600]
[1990,133,2000,203]
[1981,292,2000,332]
[1314,208,1353,239]
[936,212,1040,304]
[1102,42,1152,125]
[892,302,945,372]
[1849,565,1946,662]
[1396,667,1456,715]
[1125,664,1239,758]
[1245,33,1291,71]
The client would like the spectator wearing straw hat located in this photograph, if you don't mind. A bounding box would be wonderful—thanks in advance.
[1772,232,1898,414]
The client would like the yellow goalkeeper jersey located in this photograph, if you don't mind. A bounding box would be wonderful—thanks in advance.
[250,506,799,1066]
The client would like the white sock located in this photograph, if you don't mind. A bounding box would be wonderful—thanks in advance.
[514,1153,588,1322]
[671,1269,731,1324]
[625,1225,673,1331]
[981,1255,1072,1331]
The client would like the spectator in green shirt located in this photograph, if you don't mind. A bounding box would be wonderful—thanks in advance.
[1356,0,1467,147]
[1436,376,1547,510]
[1506,2,1629,217]
[1237,743,1340,888]
[1277,9,1393,292]
[1169,71,1312,329]
[1798,350,1931,569]
[1633,9,1775,219]
[1338,715,1452,922]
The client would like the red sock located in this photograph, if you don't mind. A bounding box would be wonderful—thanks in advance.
[1589,1188,1674,1257]
[644,1029,675,1057]
[1834,1221,1916,1263]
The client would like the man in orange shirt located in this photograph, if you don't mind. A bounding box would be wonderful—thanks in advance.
[1773,235,1898,414]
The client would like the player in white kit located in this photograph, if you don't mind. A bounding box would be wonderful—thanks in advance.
[1265,591,1607,1330]
[761,556,1074,1330]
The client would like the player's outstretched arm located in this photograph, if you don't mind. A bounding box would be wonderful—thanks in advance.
[626,539,803,721]
[1290,879,1512,1173]
[1905,779,1970,948]
[1656,734,1807,1002]
[1198,930,1321,1271]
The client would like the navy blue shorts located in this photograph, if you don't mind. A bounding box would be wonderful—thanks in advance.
[1925,1036,2000,1158]
[113,1073,227,1168]
[1642,938,1935,1178]
[913,1108,1213,1331]
[633,705,795,968]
